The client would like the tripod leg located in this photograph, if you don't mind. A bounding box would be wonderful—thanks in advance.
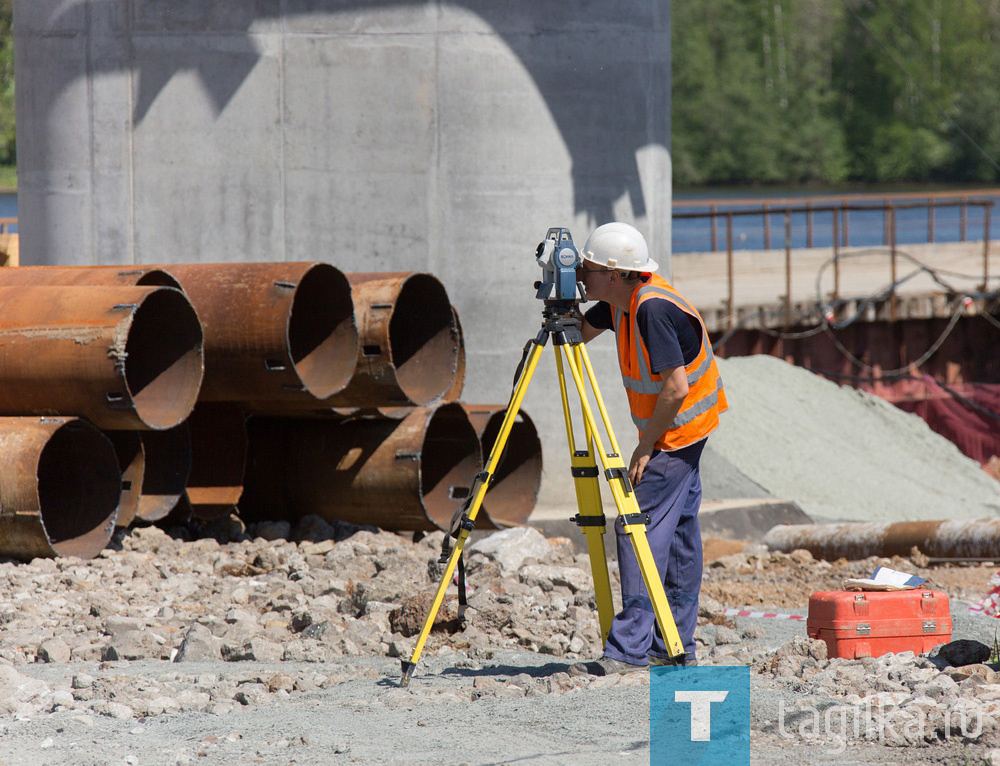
[553,344,614,644]
[400,336,548,687]
[560,342,685,659]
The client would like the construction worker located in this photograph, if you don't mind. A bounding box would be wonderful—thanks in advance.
[568,222,727,675]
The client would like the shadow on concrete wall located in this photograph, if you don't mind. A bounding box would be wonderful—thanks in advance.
[35,0,668,222]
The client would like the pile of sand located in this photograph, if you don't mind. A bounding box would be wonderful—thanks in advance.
[706,355,1000,523]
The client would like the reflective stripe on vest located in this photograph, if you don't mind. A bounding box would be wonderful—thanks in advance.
[631,377,725,431]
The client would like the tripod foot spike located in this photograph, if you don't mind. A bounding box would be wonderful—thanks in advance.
[399,660,416,687]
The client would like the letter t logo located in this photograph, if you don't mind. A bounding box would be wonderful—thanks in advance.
[674,690,729,741]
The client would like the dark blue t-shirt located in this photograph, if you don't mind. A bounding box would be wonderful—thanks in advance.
[584,291,702,373]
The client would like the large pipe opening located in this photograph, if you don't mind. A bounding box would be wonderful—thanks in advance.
[242,405,481,531]
[236,417,293,523]
[104,430,145,528]
[288,264,357,399]
[136,424,192,522]
[389,275,459,404]
[185,403,248,518]
[39,420,120,559]
[420,403,482,529]
[478,410,542,527]
[124,288,204,429]
[132,269,182,289]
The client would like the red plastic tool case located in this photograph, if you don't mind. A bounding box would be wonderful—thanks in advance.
[807,590,952,659]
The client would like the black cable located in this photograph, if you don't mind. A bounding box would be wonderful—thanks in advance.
[710,304,827,351]
[930,265,1000,283]
[937,379,1000,424]
[821,299,966,376]
[712,246,1000,374]
[815,248,959,330]
[815,247,1000,330]
[983,307,1000,331]
[756,322,827,340]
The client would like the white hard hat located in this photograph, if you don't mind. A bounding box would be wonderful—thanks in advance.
[580,222,658,272]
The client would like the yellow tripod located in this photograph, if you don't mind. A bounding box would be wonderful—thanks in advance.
[399,302,684,686]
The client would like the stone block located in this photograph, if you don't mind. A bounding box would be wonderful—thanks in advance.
[466,527,553,575]
[175,625,223,662]
[37,638,71,664]
[519,565,591,593]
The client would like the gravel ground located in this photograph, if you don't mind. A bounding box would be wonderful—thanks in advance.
[1,520,1000,765]
[0,628,996,766]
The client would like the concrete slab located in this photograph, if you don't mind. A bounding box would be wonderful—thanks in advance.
[697,498,812,541]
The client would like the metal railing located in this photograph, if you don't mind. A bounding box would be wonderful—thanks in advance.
[674,188,1000,248]
[673,198,994,328]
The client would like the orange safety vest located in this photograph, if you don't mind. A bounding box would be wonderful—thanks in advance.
[611,274,728,451]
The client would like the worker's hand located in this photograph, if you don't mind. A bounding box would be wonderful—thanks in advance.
[628,444,654,486]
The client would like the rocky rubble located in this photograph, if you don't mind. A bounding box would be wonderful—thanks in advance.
[757,635,1000,751]
[0,518,800,722]
[2,516,1000,763]
[0,519,638,719]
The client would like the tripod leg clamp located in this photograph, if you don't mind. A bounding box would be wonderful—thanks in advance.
[439,515,476,563]
[621,512,650,526]
[454,514,476,535]
[570,513,607,527]
[604,467,634,496]
[571,466,599,478]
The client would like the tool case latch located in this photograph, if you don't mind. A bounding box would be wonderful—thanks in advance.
[852,595,870,617]
[920,591,937,613]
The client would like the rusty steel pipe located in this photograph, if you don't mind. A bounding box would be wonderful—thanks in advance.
[104,431,145,528]
[184,402,248,522]
[765,519,1000,561]
[152,262,358,403]
[461,405,542,528]
[0,417,120,560]
[135,424,192,522]
[329,273,460,407]
[246,273,461,413]
[0,264,182,289]
[440,306,466,404]
[0,286,203,430]
[240,403,481,531]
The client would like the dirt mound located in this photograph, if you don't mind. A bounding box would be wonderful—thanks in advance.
[710,355,1000,523]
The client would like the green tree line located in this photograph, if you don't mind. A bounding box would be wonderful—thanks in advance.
[0,0,12,168]
[672,0,1000,187]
